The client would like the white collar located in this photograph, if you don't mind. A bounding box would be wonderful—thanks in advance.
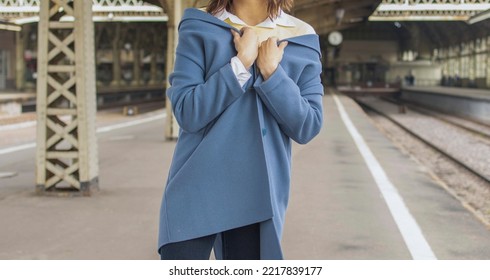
[215,9,295,28]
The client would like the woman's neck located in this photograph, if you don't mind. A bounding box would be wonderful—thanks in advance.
[231,0,269,26]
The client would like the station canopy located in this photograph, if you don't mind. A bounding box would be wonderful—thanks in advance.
[0,0,489,35]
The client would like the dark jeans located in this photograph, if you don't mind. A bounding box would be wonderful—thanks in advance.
[159,223,260,260]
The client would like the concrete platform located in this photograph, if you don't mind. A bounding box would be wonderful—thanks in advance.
[284,94,490,259]
[404,86,490,101]
[0,94,489,259]
[0,93,36,117]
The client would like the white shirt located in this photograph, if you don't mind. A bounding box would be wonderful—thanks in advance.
[215,9,296,29]
[214,9,296,87]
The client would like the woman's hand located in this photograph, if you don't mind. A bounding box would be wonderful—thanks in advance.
[231,27,259,69]
[257,37,288,81]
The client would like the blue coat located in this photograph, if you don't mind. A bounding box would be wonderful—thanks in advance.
[159,8,323,259]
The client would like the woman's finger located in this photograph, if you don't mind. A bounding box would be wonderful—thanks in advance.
[278,41,288,51]
[231,29,240,40]
[240,26,253,36]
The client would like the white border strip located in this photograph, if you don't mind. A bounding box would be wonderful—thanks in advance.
[0,143,36,156]
[96,112,166,133]
[332,93,437,260]
[0,112,166,156]
[0,120,36,132]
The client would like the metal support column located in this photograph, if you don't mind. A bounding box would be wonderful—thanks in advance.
[15,29,26,90]
[149,45,158,86]
[36,0,99,196]
[111,23,121,87]
[131,31,141,86]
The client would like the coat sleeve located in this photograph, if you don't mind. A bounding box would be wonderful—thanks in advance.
[166,23,245,133]
[253,59,324,144]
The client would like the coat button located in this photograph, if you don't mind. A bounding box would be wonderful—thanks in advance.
[262,128,267,136]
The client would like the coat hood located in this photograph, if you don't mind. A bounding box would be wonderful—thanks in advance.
[179,8,321,57]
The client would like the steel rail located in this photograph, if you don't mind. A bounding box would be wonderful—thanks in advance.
[380,97,490,141]
[354,96,490,185]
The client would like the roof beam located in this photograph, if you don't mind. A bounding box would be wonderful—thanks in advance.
[296,0,381,34]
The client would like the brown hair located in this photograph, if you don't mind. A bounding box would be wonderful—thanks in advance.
[206,0,294,20]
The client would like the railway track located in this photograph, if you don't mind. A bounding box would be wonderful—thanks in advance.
[380,97,490,141]
[354,96,490,185]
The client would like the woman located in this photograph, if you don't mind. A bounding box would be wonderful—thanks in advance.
[158,0,324,260]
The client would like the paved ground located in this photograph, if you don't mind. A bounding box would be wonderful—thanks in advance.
[0,94,489,259]
[283,94,490,259]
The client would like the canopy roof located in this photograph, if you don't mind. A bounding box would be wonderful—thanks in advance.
[1,0,489,35]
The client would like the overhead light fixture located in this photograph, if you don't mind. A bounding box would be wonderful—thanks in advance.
[10,14,168,24]
[0,23,21,31]
[92,15,168,22]
[370,15,469,21]
[335,8,345,25]
[59,15,75,22]
[467,8,490,24]
[13,16,39,25]
[92,5,163,13]
[348,17,364,23]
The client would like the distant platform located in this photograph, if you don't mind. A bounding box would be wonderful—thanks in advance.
[400,86,490,124]
[337,85,400,97]
[0,92,36,104]
[0,85,166,115]
[404,86,490,102]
